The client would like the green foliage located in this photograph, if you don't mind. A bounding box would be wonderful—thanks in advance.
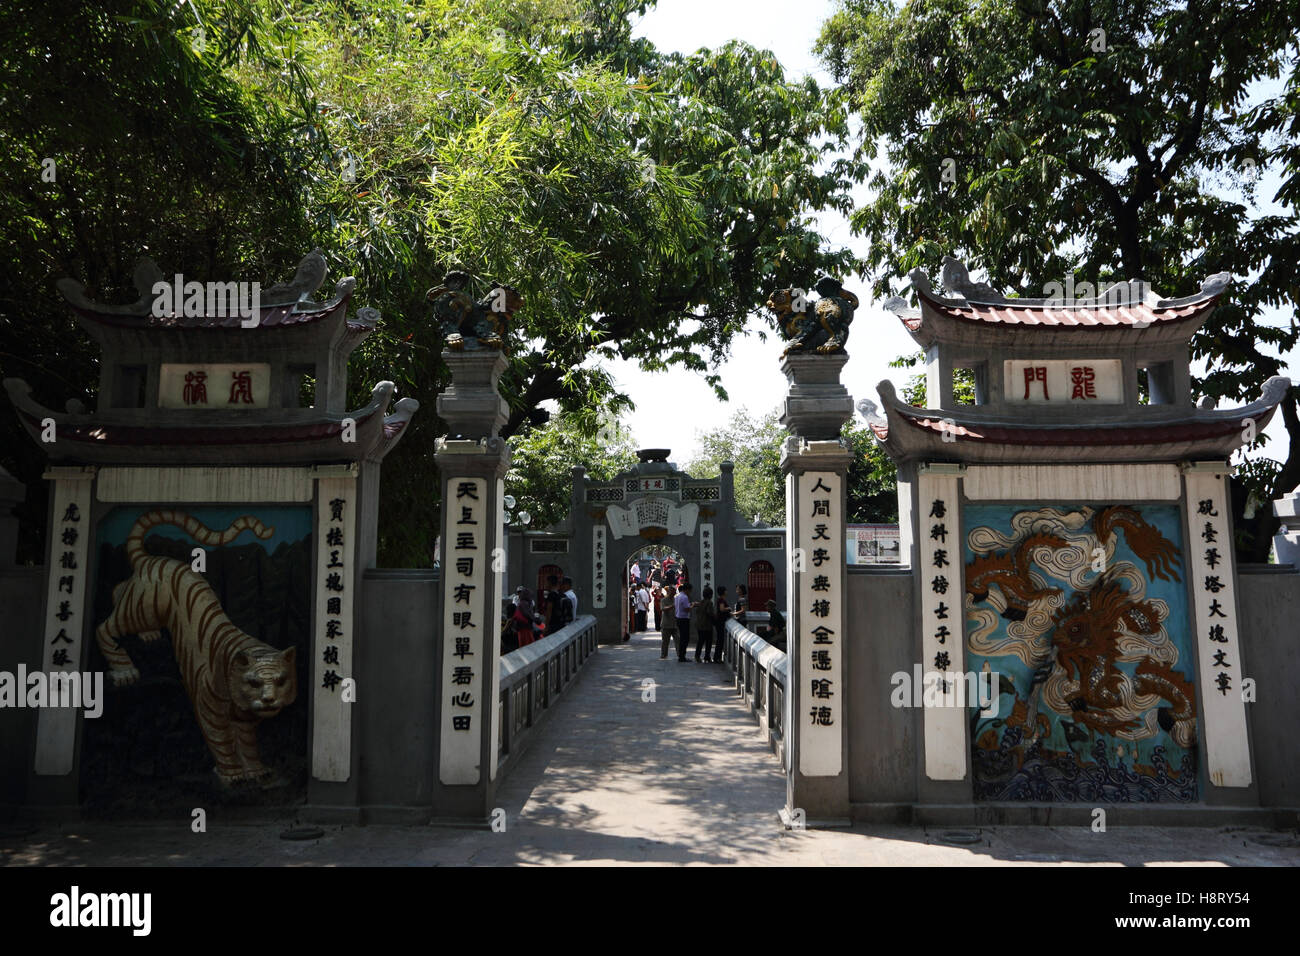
[0,0,315,563]
[687,408,788,525]
[888,351,976,407]
[506,413,639,531]
[686,407,897,525]
[820,0,1300,558]
[0,0,866,566]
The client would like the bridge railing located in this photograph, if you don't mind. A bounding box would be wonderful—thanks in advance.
[720,615,787,762]
[497,614,599,777]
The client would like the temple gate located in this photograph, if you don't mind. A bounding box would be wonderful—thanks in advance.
[4,251,416,814]
[870,258,1290,809]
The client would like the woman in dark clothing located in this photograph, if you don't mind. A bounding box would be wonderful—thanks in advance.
[512,587,542,647]
[712,586,732,663]
[764,599,786,651]
[692,586,715,662]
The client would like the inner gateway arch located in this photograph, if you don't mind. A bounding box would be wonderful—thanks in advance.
[507,450,787,641]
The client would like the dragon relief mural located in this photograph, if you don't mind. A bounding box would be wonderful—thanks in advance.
[964,504,1199,802]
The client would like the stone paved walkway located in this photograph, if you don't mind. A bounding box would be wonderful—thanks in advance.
[3,630,1298,866]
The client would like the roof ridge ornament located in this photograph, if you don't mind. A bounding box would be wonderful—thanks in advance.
[939,256,998,300]
[55,248,357,315]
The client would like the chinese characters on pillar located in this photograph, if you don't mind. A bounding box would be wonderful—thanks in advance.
[34,474,93,775]
[48,500,85,671]
[796,472,842,776]
[592,526,607,609]
[1183,470,1251,787]
[699,523,714,594]
[440,476,487,785]
[312,475,355,782]
[320,496,348,695]
[925,497,958,696]
[916,468,967,780]
[1005,360,1122,404]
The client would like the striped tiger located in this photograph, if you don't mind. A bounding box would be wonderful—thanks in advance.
[95,510,298,786]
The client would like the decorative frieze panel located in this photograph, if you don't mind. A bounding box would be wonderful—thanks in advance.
[681,485,721,502]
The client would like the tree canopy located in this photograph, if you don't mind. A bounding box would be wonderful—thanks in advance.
[819,0,1300,558]
[505,412,639,532]
[686,407,897,525]
[0,0,864,565]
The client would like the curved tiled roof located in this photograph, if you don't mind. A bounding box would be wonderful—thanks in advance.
[884,256,1231,340]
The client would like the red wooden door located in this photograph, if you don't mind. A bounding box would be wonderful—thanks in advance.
[747,560,776,610]
[536,564,563,595]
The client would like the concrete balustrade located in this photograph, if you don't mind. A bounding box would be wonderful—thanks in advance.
[720,616,787,764]
[496,615,599,777]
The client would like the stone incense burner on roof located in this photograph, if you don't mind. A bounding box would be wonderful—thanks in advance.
[867,256,1291,464]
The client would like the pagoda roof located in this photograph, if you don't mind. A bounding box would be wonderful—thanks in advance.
[4,379,417,466]
[883,257,1229,349]
[865,376,1291,465]
[56,250,378,335]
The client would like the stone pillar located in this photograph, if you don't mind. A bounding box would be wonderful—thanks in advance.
[0,465,24,566]
[1274,491,1300,567]
[779,353,852,826]
[433,350,511,823]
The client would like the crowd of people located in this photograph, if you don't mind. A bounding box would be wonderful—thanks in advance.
[627,557,786,662]
[502,557,787,657]
[501,574,578,653]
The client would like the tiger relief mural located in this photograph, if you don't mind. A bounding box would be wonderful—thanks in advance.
[964,504,1199,802]
[93,510,300,789]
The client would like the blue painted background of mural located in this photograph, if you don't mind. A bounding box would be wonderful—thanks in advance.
[97,506,312,554]
[963,503,1198,802]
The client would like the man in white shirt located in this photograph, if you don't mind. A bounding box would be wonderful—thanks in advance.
[633,584,651,632]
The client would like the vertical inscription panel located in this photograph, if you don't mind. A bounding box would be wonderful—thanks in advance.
[1184,470,1251,788]
[699,523,715,595]
[592,526,607,609]
[488,478,505,781]
[34,474,94,776]
[918,469,966,781]
[440,477,487,785]
[312,475,356,782]
[796,471,842,777]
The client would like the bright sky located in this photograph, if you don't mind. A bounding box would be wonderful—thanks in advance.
[596,0,1296,470]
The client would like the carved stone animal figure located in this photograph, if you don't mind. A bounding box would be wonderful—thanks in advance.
[767,276,857,356]
[427,271,520,351]
[94,511,297,787]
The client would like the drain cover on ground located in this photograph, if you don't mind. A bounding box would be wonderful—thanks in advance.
[937,829,982,845]
[279,826,325,841]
